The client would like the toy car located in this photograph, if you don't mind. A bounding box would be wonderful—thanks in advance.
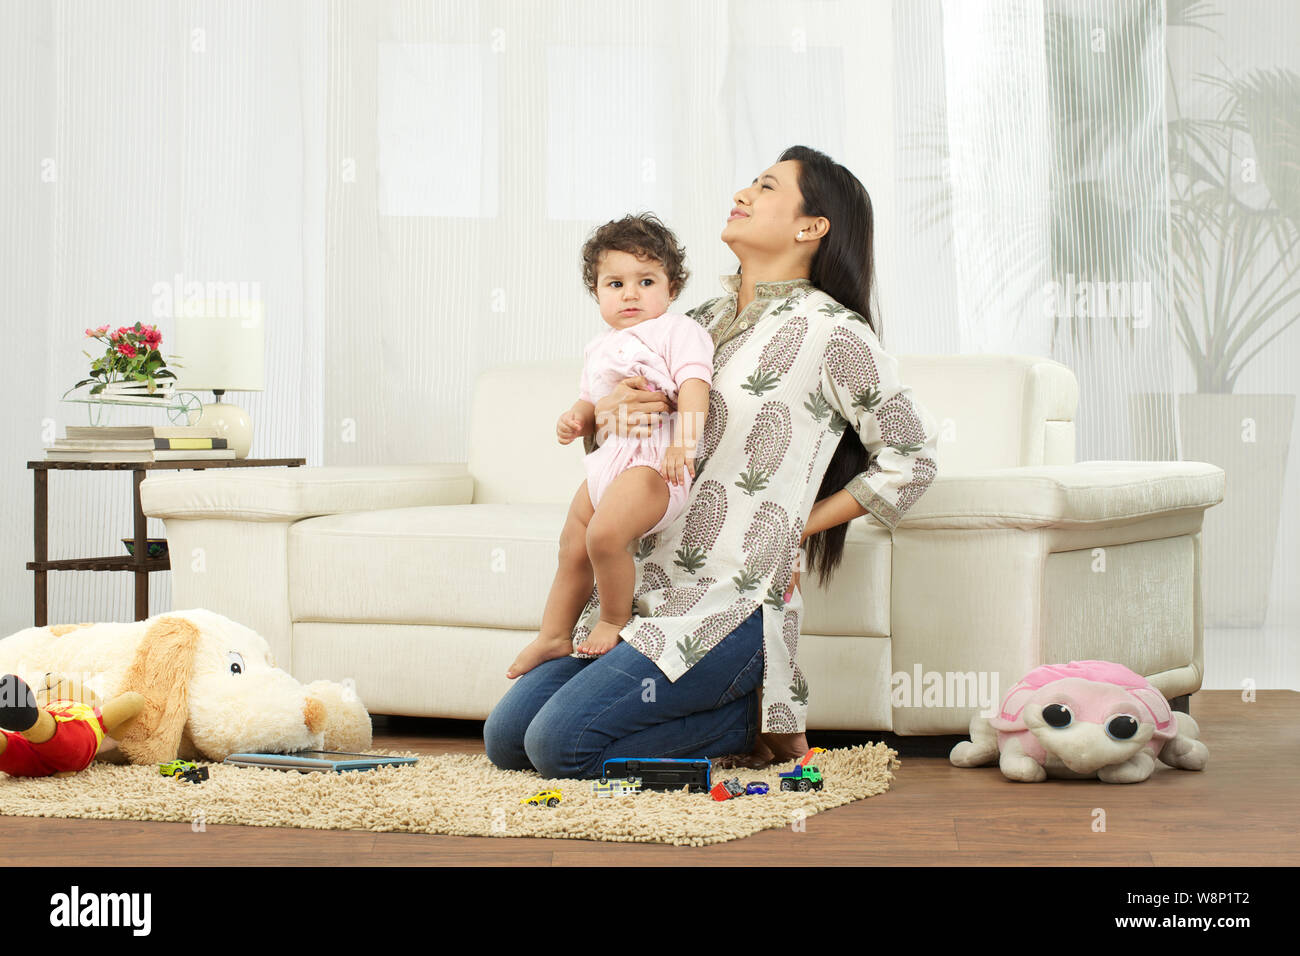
[521,788,562,807]
[778,763,824,792]
[592,777,642,797]
[710,776,746,801]
[177,767,208,784]
[745,781,769,795]
[159,759,199,778]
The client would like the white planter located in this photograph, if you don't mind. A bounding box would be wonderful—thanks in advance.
[1178,392,1294,628]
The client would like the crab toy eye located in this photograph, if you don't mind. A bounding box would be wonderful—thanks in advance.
[1106,715,1139,740]
[1042,703,1072,727]
[227,651,245,675]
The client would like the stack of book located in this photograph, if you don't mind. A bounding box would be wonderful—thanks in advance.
[45,425,235,462]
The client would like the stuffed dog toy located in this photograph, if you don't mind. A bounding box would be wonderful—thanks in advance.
[0,608,371,767]
[949,660,1209,783]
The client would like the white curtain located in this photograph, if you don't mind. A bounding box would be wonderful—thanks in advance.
[893,0,1179,463]
[1,0,325,629]
[323,0,897,468]
[2,0,1294,686]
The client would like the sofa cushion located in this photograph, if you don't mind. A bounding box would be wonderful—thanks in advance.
[287,504,891,639]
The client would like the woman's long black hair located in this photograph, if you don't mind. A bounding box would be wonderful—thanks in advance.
[776,145,883,589]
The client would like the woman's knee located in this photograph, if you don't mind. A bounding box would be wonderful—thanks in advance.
[523,712,604,779]
[523,715,573,778]
[483,702,533,771]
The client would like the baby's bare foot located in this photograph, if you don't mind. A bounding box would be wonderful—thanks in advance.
[575,620,623,656]
[506,633,573,679]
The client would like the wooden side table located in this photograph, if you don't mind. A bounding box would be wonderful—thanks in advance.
[26,458,306,626]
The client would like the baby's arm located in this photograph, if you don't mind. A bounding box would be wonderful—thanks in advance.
[660,378,709,484]
[570,399,595,436]
[672,379,709,455]
[558,399,595,445]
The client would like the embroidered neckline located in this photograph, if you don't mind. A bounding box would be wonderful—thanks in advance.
[718,274,814,299]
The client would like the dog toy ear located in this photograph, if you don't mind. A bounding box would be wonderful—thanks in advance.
[114,616,200,764]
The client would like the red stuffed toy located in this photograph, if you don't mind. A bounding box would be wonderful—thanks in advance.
[0,673,144,778]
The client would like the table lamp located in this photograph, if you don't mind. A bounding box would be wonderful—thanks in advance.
[172,300,265,459]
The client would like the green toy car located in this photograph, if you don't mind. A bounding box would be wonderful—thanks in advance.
[159,759,199,778]
[778,764,824,792]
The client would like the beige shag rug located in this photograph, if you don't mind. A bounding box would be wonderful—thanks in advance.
[0,744,899,846]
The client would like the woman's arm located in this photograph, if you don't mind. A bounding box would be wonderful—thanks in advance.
[818,316,941,531]
[582,377,675,455]
[802,489,866,544]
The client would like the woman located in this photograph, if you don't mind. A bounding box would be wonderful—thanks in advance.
[484,145,940,777]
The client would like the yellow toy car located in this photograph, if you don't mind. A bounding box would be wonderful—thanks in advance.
[521,788,562,808]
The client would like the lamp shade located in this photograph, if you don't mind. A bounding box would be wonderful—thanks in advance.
[171,301,265,392]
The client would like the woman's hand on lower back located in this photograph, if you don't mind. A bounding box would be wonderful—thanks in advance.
[593,376,674,443]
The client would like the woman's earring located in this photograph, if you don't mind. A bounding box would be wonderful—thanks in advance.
[797,230,805,239]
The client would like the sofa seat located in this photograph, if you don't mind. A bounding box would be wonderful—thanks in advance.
[287,502,894,640]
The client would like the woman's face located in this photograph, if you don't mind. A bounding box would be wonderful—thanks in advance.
[721,159,807,254]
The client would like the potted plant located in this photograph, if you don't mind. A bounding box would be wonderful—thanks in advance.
[1166,11,1300,626]
[73,322,183,401]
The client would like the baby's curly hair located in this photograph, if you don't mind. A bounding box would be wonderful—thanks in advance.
[580,212,690,301]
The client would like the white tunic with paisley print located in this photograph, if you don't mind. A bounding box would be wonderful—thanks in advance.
[577,273,940,732]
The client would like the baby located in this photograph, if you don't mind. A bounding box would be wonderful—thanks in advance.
[506,213,715,679]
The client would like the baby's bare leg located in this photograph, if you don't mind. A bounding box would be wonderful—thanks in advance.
[506,482,597,679]
[577,466,670,655]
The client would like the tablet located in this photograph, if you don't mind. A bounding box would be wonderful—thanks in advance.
[222,750,418,773]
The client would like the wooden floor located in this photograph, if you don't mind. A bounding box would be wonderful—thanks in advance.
[2,690,1296,866]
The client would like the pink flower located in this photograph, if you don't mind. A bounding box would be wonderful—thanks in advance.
[143,328,162,348]
[117,342,136,358]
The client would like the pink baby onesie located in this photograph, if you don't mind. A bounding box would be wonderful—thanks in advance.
[578,312,715,535]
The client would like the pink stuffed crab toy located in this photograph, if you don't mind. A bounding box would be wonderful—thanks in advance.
[949,660,1209,783]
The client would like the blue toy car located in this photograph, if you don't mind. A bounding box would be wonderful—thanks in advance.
[745,781,769,795]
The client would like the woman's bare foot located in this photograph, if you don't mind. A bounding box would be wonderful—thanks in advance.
[575,620,623,656]
[506,633,573,679]
[762,731,810,763]
[716,731,811,770]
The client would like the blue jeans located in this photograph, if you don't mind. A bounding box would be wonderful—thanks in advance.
[484,606,764,778]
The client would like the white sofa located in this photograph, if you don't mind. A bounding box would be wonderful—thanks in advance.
[139,355,1225,736]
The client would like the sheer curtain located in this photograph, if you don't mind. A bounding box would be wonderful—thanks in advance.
[1,0,325,631]
[322,0,897,468]
[4,0,1292,685]
[893,0,1178,464]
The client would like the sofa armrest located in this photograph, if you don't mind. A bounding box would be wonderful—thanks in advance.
[896,460,1224,530]
[139,463,475,522]
[884,459,1223,735]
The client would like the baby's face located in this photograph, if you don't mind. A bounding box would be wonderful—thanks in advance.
[595,249,672,330]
